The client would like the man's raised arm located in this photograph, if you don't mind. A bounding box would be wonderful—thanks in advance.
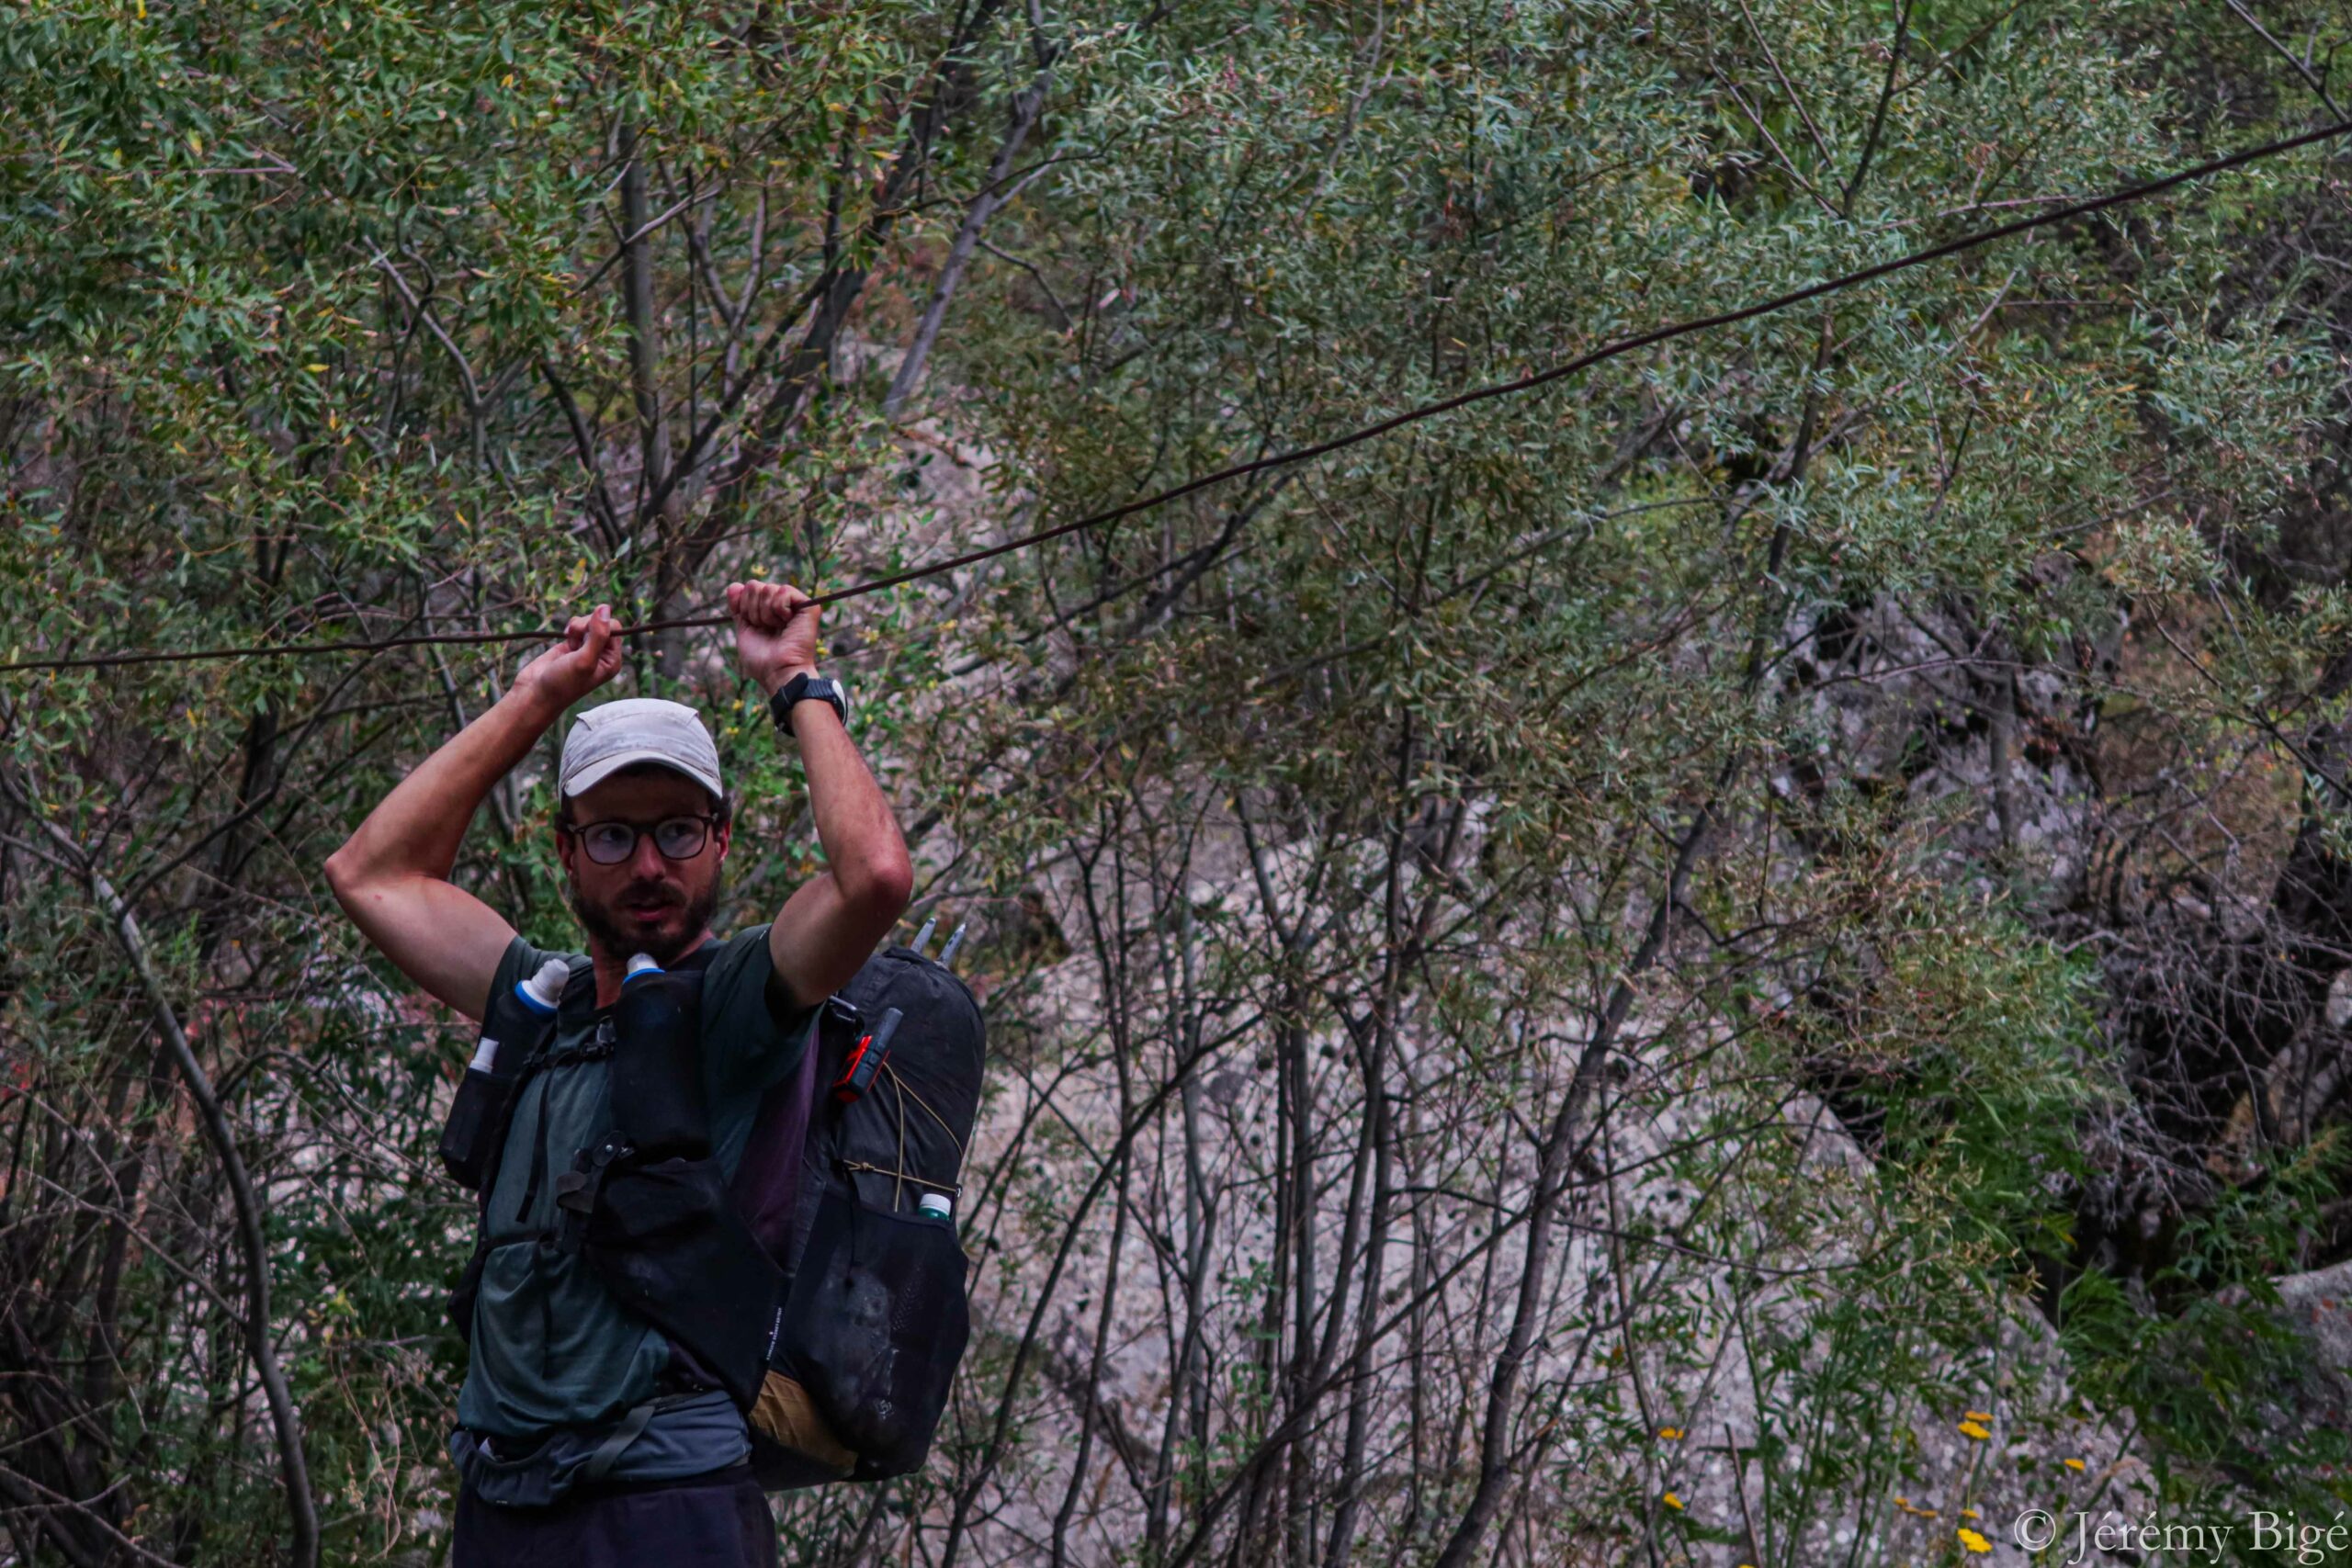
[725,581,915,1015]
[324,605,623,1023]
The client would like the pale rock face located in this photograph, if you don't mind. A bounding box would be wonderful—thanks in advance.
[1773,590,2108,900]
[943,843,2154,1562]
[773,374,2171,1564]
[2222,1257,2352,1450]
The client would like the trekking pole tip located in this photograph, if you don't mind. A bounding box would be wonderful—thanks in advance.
[938,922,968,967]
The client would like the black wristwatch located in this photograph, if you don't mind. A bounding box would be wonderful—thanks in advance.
[769,671,851,749]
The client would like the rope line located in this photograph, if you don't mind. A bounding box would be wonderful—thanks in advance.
[9,116,2348,679]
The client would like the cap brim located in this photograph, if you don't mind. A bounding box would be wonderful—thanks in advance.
[562,749,723,799]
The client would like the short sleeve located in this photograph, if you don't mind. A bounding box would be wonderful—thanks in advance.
[698,923,818,1094]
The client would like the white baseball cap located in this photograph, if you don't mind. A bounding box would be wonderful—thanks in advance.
[559,697,724,800]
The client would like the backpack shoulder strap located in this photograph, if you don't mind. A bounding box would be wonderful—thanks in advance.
[558,951,596,1008]
[469,951,594,1198]
[441,945,621,1335]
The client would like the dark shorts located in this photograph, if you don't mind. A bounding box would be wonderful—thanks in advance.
[452,1461,778,1568]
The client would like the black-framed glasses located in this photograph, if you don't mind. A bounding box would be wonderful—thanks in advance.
[560,814,720,865]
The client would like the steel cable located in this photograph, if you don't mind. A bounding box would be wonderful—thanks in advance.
[7,116,2348,678]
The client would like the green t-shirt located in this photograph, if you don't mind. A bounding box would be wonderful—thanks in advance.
[456,924,816,1438]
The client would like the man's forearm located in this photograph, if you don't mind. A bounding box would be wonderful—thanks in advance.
[772,670,910,905]
[328,685,559,884]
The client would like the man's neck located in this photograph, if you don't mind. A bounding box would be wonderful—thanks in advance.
[588,927,717,1008]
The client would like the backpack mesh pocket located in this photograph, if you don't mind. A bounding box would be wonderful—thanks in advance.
[777,1181,969,1477]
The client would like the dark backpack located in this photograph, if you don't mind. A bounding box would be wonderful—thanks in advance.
[439,936,985,1489]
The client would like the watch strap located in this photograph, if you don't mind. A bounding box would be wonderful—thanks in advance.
[769,672,848,748]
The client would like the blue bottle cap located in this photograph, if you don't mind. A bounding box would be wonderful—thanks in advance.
[515,958,570,1015]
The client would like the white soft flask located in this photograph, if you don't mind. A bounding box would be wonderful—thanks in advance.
[518,957,571,1012]
[468,958,571,1071]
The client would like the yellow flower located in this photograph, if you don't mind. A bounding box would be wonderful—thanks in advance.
[1964,1409,1992,1421]
[1957,1419,1990,1440]
[1962,1506,1981,1519]
[2064,1458,2086,1472]
[1661,1492,1683,1510]
[1657,1427,1683,1440]
[1957,1526,1992,1553]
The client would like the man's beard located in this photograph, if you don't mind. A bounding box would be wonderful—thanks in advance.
[568,874,721,967]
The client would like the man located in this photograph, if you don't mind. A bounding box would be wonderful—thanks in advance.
[323,580,912,1567]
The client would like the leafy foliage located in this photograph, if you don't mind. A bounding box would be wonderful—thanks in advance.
[8,0,2352,1562]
